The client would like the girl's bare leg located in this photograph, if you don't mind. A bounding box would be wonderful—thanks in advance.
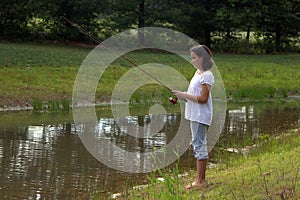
[196,159,207,186]
[186,159,207,189]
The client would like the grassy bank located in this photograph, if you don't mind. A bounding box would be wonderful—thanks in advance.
[122,128,300,200]
[0,42,299,108]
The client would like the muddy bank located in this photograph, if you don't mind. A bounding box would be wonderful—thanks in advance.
[1,96,300,112]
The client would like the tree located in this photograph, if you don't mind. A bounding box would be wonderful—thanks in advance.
[0,0,39,39]
[174,0,224,49]
[0,0,107,42]
[42,0,107,42]
[99,0,182,45]
[259,0,300,52]
[216,0,262,53]
[0,0,299,53]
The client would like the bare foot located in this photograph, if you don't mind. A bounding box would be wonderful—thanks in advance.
[185,181,206,190]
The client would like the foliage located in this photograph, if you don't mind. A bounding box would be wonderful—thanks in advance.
[0,0,107,42]
[259,0,300,52]
[0,0,299,52]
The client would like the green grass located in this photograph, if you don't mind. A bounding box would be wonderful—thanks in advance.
[214,54,300,100]
[123,128,300,200]
[0,42,299,108]
[0,41,89,67]
[0,66,77,106]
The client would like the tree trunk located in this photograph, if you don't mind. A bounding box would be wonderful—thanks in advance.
[225,29,231,42]
[246,26,251,54]
[275,23,281,52]
[138,0,145,46]
[204,29,211,49]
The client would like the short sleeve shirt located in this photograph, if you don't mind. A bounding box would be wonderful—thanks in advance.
[185,70,214,125]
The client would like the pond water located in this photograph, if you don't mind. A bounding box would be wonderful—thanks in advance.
[0,101,299,199]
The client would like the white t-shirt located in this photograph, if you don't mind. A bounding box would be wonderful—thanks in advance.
[185,70,214,125]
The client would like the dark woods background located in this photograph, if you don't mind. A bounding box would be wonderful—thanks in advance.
[0,0,299,53]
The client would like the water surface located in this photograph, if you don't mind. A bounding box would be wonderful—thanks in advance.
[0,101,299,199]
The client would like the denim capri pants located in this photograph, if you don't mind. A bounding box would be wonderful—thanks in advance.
[190,121,209,160]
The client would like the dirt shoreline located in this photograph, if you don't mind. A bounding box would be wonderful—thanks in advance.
[0,106,34,112]
[1,96,299,112]
[0,100,127,112]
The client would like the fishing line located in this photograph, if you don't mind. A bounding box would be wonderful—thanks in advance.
[60,16,173,92]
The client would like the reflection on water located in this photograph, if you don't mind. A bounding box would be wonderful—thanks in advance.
[0,122,148,199]
[79,113,186,173]
[0,102,299,199]
[94,114,177,152]
[221,102,300,147]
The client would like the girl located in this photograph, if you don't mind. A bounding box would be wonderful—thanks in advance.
[173,45,214,189]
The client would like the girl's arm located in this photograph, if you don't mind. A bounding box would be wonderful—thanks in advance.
[173,84,210,104]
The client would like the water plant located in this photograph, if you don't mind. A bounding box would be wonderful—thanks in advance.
[60,98,70,110]
[32,99,44,110]
[48,99,60,111]
[32,98,70,111]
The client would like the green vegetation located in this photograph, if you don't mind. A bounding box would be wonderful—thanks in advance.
[1,1,299,53]
[122,128,300,200]
[0,42,299,109]
[214,54,300,101]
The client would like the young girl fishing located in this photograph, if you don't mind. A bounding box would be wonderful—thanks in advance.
[173,45,214,189]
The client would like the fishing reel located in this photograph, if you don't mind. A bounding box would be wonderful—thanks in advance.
[168,95,178,105]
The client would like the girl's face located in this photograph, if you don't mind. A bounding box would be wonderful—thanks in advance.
[190,51,202,70]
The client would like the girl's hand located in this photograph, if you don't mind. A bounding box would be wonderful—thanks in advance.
[172,90,187,100]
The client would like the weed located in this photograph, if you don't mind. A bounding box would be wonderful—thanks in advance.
[48,100,60,111]
[32,99,44,110]
[60,98,70,110]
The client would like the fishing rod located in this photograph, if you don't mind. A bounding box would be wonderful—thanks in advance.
[61,16,174,92]
[61,16,178,104]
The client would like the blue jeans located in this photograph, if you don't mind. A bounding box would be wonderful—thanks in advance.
[190,121,209,160]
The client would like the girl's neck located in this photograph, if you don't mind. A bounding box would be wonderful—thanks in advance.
[197,69,204,74]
